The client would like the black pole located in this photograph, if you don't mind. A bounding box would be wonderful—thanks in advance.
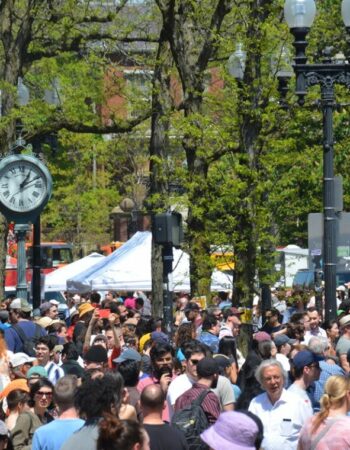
[261,284,271,315]
[15,223,30,300]
[32,215,41,310]
[162,243,173,338]
[322,83,337,321]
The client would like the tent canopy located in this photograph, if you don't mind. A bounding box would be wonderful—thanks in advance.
[44,252,105,292]
[67,232,232,293]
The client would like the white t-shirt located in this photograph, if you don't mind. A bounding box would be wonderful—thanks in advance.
[287,383,313,416]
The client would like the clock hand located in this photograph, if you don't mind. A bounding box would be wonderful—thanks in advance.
[20,175,40,189]
[13,176,41,196]
[19,171,31,189]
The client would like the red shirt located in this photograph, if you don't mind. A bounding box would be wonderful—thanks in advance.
[174,382,220,424]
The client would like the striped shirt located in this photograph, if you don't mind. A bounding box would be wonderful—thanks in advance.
[44,362,65,385]
[174,382,220,424]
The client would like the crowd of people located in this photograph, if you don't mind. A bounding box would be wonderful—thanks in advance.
[0,288,348,449]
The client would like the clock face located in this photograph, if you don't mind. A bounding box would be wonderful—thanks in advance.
[0,159,48,213]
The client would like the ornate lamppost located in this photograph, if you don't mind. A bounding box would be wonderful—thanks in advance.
[283,0,350,321]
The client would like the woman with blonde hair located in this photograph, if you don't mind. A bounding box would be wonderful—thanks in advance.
[298,375,350,449]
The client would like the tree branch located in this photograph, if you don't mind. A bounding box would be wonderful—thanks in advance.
[197,0,234,71]
[34,108,152,135]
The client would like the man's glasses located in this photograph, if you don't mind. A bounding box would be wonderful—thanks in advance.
[36,391,53,398]
[190,359,200,365]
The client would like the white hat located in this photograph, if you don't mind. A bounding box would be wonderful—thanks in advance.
[35,317,53,328]
[72,294,81,303]
[10,352,36,368]
[337,285,346,292]
[9,298,32,312]
[49,299,59,306]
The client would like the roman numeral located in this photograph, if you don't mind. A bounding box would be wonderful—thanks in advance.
[35,182,42,189]
[1,184,8,189]
[19,200,24,207]
[9,168,16,175]
[18,166,25,173]
[9,197,15,205]
[32,191,39,198]
[3,191,9,198]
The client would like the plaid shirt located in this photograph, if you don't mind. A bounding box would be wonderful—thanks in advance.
[174,382,220,424]
[313,360,345,409]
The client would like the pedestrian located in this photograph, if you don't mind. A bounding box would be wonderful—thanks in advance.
[35,336,64,384]
[288,350,321,413]
[97,414,150,450]
[32,375,84,450]
[4,298,46,355]
[248,359,312,449]
[61,372,124,450]
[11,378,54,450]
[200,410,263,450]
[174,357,221,424]
[141,384,188,450]
[298,375,350,449]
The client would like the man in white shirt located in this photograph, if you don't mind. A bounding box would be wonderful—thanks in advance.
[167,341,234,417]
[303,307,327,345]
[249,359,312,450]
[288,349,321,414]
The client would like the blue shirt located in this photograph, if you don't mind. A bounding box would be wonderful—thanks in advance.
[199,331,219,353]
[4,320,46,352]
[32,418,85,450]
[313,360,345,409]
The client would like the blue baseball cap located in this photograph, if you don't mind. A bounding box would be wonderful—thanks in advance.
[114,348,141,364]
[292,350,323,370]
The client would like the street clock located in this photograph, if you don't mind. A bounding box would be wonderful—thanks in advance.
[0,154,52,222]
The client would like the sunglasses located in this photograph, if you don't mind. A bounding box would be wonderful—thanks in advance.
[190,359,200,365]
[308,363,320,369]
[36,391,53,398]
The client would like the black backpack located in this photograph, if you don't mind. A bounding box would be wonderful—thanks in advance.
[171,389,210,450]
[12,324,42,357]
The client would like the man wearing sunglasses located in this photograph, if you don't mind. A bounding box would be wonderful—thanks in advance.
[288,349,322,414]
[167,340,234,417]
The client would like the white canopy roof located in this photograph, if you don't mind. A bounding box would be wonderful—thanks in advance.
[66,231,232,293]
[44,252,106,292]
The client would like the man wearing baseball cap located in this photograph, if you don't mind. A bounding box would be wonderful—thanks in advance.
[174,357,221,424]
[9,352,35,380]
[288,350,321,413]
[4,298,46,353]
[274,335,295,371]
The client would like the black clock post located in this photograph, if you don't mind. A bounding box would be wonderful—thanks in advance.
[0,154,52,306]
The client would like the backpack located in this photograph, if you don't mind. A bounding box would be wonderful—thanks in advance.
[12,324,42,357]
[171,389,210,450]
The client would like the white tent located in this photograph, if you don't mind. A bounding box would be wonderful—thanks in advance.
[44,252,106,292]
[66,231,232,293]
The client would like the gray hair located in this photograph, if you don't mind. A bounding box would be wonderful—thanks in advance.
[308,336,329,355]
[255,359,287,386]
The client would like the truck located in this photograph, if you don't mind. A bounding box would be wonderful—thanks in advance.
[275,245,309,287]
